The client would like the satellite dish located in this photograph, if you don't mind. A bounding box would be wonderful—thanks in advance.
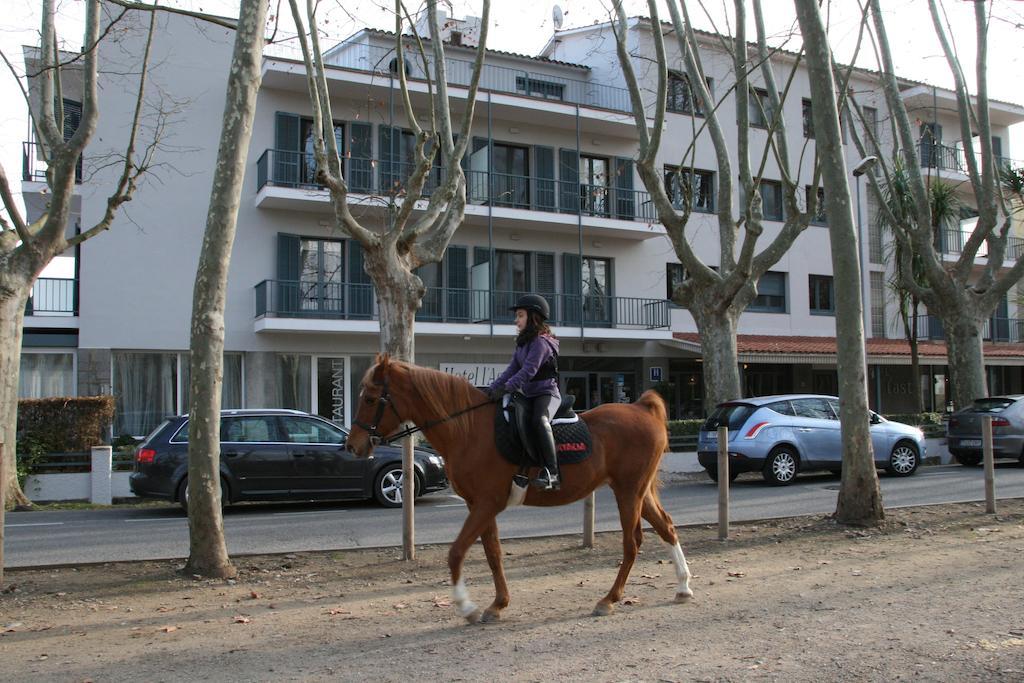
[552,4,564,30]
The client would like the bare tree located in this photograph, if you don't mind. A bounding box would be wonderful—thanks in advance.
[183,0,268,580]
[852,0,1023,409]
[0,0,160,583]
[609,0,816,412]
[794,0,882,525]
[287,0,489,558]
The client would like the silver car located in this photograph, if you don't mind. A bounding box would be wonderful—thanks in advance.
[947,396,1024,467]
[697,394,927,485]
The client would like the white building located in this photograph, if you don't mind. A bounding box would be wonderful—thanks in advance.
[18,7,1024,437]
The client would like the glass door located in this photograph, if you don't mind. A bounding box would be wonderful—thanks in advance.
[580,155,610,216]
[581,256,612,326]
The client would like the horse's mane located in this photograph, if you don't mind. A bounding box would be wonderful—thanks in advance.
[393,360,480,443]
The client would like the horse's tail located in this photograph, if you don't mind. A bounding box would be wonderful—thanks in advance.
[634,390,671,453]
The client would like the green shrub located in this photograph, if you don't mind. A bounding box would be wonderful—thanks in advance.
[667,419,705,437]
[16,395,116,465]
[882,412,943,427]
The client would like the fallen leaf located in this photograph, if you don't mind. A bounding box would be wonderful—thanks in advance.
[249,592,261,600]
[392,603,409,610]
[327,608,350,616]
[233,616,251,624]
[4,622,23,632]
[622,597,641,605]
[431,596,452,608]
[727,571,746,578]
[159,626,178,633]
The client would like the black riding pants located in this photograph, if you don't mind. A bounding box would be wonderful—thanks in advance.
[528,394,558,470]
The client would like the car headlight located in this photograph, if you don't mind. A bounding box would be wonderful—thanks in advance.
[428,454,443,466]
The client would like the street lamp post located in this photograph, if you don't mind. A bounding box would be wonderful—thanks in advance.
[852,156,878,339]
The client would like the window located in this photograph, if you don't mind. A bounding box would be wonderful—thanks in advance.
[791,397,836,420]
[580,154,610,216]
[491,142,530,208]
[805,186,827,225]
[277,354,312,413]
[19,352,75,398]
[802,99,814,139]
[515,76,565,100]
[181,353,243,414]
[748,271,786,313]
[809,275,835,315]
[581,256,612,323]
[664,166,715,212]
[666,263,686,300]
[280,415,345,444]
[666,72,712,116]
[759,180,784,221]
[870,271,886,337]
[113,352,178,438]
[863,106,878,141]
[748,88,773,128]
[223,416,276,443]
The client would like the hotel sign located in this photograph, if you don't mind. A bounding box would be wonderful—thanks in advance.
[440,363,507,387]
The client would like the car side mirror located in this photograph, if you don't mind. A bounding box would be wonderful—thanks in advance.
[870,413,881,425]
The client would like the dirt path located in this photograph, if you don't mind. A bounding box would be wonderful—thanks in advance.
[2,499,1024,682]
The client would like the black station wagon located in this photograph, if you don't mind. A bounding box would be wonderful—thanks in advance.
[129,409,448,509]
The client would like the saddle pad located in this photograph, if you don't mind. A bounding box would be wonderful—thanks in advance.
[493,403,592,468]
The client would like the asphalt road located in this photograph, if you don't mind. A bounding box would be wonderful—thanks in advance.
[6,463,1024,568]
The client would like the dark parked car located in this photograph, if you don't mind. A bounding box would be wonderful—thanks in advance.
[947,396,1024,467]
[129,409,448,509]
[697,395,926,485]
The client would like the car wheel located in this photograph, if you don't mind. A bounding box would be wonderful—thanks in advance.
[953,452,982,467]
[177,476,228,512]
[705,467,739,483]
[763,447,799,485]
[886,441,919,477]
[373,465,421,508]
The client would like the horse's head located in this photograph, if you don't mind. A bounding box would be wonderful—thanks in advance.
[347,353,407,457]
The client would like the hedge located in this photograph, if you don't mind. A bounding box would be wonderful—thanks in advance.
[16,395,116,458]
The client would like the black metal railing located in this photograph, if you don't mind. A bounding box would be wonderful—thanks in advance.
[934,228,1024,261]
[25,278,77,316]
[918,139,1021,176]
[23,141,82,183]
[255,280,670,330]
[912,315,1024,343]
[257,149,656,223]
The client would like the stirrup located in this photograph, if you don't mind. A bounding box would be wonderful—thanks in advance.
[532,468,560,491]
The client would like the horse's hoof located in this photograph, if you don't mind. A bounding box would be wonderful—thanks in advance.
[464,608,483,625]
[480,608,502,623]
[674,590,693,603]
[592,602,614,617]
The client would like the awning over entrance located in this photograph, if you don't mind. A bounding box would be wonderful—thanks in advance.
[665,333,1024,366]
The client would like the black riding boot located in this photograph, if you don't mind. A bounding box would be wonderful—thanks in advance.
[532,415,560,491]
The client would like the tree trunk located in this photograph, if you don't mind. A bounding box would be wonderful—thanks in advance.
[1,284,34,512]
[182,0,267,579]
[692,306,742,412]
[910,299,923,414]
[795,0,884,526]
[942,314,987,410]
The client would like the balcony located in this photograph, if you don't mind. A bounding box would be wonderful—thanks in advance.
[255,149,658,228]
[913,315,1024,343]
[254,279,670,332]
[267,41,633,114]
[23,141,82,184]
[25,278,78,317]
[918,139,1021,176]
[934,227,1024,262]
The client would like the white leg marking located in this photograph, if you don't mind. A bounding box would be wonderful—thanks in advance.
[506,479,528,507]
[452,578,478,618]
[669,542,694,597]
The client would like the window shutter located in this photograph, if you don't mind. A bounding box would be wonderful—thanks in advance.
[561,252,581,324]
[349,122,373,193]
[534,146,555,211]
[466,137,489,204]
[347,240,373,318]
[444,246,469,321]
[534,251,556,324]
[614,157,635,219]
[559,148,579,214]
[275,112,301,186]
[61,99,82,142]
[276,233,301,314]
[379,126,395,194]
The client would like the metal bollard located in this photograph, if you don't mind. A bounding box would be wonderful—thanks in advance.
[717,426,729,540]
[982,416,996,514]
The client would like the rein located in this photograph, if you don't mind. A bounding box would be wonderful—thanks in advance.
[354,373,493,445]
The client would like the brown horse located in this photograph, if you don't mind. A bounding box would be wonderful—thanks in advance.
[347,354,693,622]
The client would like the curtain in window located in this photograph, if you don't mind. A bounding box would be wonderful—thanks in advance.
[18,353,74,398]
[276,354,311,412]
[113,352,177,437]
[181,353,243,413]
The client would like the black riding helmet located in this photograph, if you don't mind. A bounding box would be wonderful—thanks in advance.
[509,293,550,320]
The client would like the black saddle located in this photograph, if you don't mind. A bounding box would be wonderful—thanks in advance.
[493,393,592,468]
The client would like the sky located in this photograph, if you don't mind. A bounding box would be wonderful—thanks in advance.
[2,0,1023,279]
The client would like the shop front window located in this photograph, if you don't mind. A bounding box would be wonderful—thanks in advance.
[19,352,75,398]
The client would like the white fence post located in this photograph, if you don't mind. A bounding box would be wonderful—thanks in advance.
[90,446,113,505]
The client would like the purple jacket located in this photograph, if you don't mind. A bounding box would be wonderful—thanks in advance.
[490,334,560,398]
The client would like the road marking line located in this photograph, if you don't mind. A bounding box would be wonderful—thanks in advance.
[436,503,467,508]
[8,522,64,528]
[124,518,181,523]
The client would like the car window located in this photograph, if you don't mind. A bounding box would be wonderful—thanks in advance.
[792,398,834,420]
[223,416,276,442]
[826,400,841,420]
[702,404,755,432]
[167,420,189,443]
[767,400,795,416]
[279,416,346,445]
[971,398,1015,413]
